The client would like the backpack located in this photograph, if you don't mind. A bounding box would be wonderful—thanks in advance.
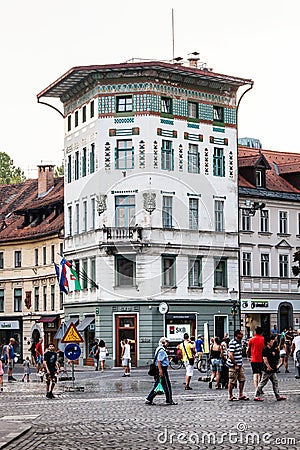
[1,346,7,364]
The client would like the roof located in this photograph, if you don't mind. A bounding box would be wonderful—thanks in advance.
[0,177,64,243]
[238,146,300,196]
[37,61,253,100]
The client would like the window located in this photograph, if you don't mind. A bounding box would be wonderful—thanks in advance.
[82,259,88,289]
[279,211,288,234]
[214,259,227,288]
[82,148,87,177]
[189,198,199,230]
[34,287,39,311]
[43,246,46,265]
[213,105,224,123]
[116,96,133,113]
[68,205,72,236]
[43,286,47,311]
[188,257,202,287]
[82,105,86,123]
[188,101,198,119]
[115,196,135,227]
[242,252,251,276]
[115,255,136,287]
[83,200,87,232]
[162,196,173,228]
[34,249,38,266]
[279,255,289,278]
[0,252,3,269]
[256,170,263,187]
[188,144,200,173]
[241,209,251,231]
[90,257,96,288]
[91,198,96,230]
[67,155,72,183]
[51,285,55,311]
[161,97,172,114]
[51,245,55,264]
[213,148,225,177]
[90,144,95,174]
[90,100,95,118]
[215,200,224,232]
[75,151,79,180]
[0,289,4,312]
[67,115,71,131]
[14,288,22,312]
[261,254,269,277]
[161,140,174,171]
[75,204,80,234]
[59,242,63,257]
[162,256,176,287]
[75,111,79,127]
[260,210,269,233]
[115,139,134,169]
[14,251,21,268]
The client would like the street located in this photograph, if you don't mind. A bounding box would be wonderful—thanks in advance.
[0,360,299,450]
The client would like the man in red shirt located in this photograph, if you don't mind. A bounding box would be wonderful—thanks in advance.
[247,327,265,391]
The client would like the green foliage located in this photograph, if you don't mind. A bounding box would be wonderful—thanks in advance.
[54,165,64,177]
[0,152,26,184]
[292,250,300,287]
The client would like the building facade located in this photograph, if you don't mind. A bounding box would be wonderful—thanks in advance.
[0,165,64,359]
[238,146,300,336]
[38,60,253,366]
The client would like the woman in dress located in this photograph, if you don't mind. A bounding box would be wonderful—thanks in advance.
[99,340,108,372]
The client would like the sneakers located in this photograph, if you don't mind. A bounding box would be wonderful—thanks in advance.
[277,396,286,401]
[254,397,264,401]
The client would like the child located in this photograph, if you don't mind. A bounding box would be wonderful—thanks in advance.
[0,359,3,391]
[21,356,31,382]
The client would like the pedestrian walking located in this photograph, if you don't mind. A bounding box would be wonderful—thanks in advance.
[247,326,265,391]
[277,338,289,373]
[209,337,223,389]
[28,341,37,367]
[227,329,249,401]
[254,336,286,402]
[21,357,31,382]
[0,359,3,391]
[99,340,108,372]
[35,338,44,381]
[179,333,195,390]
[6,338,17,382]
[90,340,99,371]
[121,339,131,377]
[195,335,204,362]
[43,343,59,399]
[290,329,300,379]
[145,337,177,406]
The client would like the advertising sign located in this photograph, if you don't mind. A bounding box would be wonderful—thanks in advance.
[166,323,191,342]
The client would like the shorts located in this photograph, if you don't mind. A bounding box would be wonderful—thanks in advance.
[228,366,246,384]
[122,358,130,367]
[184,361,194,377]
[211,358,222,372]
[251,362,263,374]
[36,356,43,365]
[8,360,14,370]
[46,372,57,384]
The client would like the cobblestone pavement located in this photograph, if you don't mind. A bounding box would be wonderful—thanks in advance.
[0,361,299,450]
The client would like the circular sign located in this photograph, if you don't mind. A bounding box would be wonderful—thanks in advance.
[64,343,81,361]
[158,302,169,315]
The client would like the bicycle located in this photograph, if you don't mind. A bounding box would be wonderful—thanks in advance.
[197,354,211,374]
[169,355,184,370]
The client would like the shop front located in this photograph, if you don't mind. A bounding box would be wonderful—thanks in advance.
[0,318,22,360]
[36,316,59,349]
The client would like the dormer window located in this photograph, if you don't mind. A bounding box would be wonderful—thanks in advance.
[255,169,265,188]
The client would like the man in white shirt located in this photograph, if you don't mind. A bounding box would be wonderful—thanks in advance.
[291,329,300,379]
[121,339,131,377]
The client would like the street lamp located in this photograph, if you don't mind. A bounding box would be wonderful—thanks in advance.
[230,288,239,332]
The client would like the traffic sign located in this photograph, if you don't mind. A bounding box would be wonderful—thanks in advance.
[64,343,81,361]
[61,322,83,343]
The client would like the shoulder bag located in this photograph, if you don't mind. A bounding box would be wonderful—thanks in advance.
[148,349,162,376]
[183,341,194,366]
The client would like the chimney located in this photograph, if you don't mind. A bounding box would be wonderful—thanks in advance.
[37,164,55,197]
[188,51,200,68]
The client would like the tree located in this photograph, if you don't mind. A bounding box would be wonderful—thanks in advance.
[292,250,300,287]
[54,165,64,177]
[0,152,26,184]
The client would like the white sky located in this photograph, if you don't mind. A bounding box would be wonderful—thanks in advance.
[1,0,299,177]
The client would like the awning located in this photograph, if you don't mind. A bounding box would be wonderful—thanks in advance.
[54,318,79,340]
[36,316,58,323]
[77,317,94,332]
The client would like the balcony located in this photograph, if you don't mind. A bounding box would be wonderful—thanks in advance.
[100,226,143,254]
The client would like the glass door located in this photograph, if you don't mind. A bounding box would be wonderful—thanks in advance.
[115,315,137,367]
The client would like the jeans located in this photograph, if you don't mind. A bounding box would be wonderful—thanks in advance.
[255,371,280,398]
[146,366,173,403]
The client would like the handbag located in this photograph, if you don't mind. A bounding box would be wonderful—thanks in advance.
[154,378,165,395]
[148,349,162,376]
[106,348,109,356]
[183,341,194,366]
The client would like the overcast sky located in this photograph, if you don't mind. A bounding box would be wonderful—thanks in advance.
[1,0,298,177]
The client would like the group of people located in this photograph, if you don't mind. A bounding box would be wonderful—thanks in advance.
[146,327,300,405]
[89,340,109,372]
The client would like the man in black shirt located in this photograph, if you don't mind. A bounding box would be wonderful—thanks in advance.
[43,343,59,399]
[254,336,286,402]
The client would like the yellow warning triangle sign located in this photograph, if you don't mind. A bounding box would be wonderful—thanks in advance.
[61,322,83,343]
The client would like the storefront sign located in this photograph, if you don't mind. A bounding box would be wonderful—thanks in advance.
[166,324,191,342]
[251,301,269,308]
[140,338,151,343]
[0,321,19,329]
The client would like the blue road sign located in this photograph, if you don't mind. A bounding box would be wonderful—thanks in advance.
[64,343,81,361]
